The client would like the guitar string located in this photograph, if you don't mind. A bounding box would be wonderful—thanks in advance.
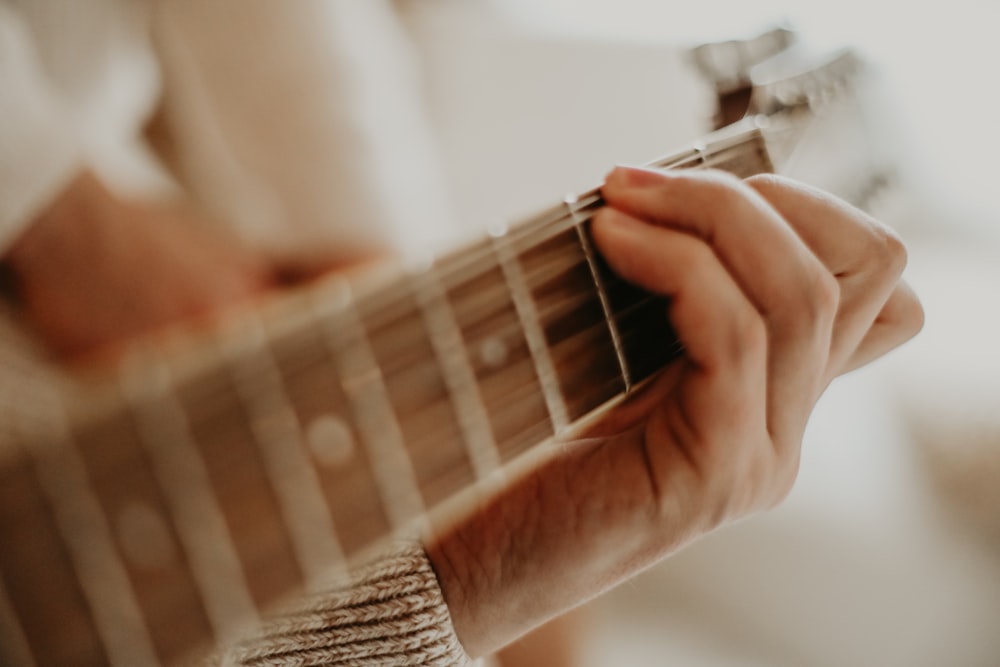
[338,136,751,331]
[310,309,670,511]
[220,287,627,448]
[280,272,662,420]
[146,310,661,589]
[212,288,668,501]
[313,139,752,452]
[338,136,741,321]
[174,277,660,501]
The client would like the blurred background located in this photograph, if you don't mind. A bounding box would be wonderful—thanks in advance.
[393,1,1000,664]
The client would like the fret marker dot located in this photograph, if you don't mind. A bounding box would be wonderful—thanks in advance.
[117,502,176,571]
[487,221,508,238]
[479,337,508,369]
[306,415,355,467]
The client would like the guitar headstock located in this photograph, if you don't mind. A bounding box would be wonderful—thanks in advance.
[690,27,897,213]
[689,25,797,129]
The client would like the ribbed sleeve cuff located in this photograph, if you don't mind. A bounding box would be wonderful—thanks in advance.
[221,544,473,667]
[0,7,82,256]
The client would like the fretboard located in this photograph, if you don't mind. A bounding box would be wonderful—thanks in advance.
[0,120,774,666]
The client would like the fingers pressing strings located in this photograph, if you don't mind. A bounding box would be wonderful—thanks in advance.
[599,167,838,446]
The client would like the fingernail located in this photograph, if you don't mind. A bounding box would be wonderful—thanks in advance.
[605,165,669,188]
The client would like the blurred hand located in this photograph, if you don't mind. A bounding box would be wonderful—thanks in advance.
[3,170,273,360]
[427,167,923,657]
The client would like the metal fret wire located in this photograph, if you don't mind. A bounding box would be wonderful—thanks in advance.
[339,130,745,320]
[491,227,571,435]
[411,266,504,482]
[309,281,431,538]
[567,194,632,392]
[220,313,347,586]
[120,352,260,640]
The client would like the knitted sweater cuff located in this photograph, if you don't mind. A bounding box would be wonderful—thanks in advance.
[220,543,473,667]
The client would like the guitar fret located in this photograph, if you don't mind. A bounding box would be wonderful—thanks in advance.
[71,393,223,663]
[439,257,553,463]
[0,436,115,667]
[311,281,430,538]
[614,291,682,384]
[220,315,346,586]
[360,287,476,509]
[491,225,570,435]
[268,302,392,562]
[566,193,632,392]
[516,226,627,421]
[175,365,304,609]
[412,268,502,483]
[119,353,259,643]
[546,318,625,420]
[25,408,161,666]
[589,257,680,388]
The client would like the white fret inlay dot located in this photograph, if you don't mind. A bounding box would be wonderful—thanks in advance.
[487,221,509,238]
[306,415,355,468]
[478,336,509,369]
[117,502,176,570]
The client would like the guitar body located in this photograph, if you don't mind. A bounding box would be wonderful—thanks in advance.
[0,29,892,666]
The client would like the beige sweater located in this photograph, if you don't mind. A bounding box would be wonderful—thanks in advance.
[218,544,472,667]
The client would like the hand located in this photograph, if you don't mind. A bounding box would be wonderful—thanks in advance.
[3,170,273,360]
[426,167,923,657]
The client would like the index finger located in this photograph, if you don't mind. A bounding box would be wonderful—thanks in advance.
[601,166,838,444]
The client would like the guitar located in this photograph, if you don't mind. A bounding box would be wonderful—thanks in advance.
[0,29,894,666]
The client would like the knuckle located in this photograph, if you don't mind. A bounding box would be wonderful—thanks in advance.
[674,237,717,279]
[766,473,798,509]
[744,172,786,195]
[855,219,908,282]
[883,283,925,339]
[759,453,801,510]
[737,307,768,356]
[809,270,841,322]
[768,267,839,371]
[695,171,753,210]
[898,289,925,337]
[785,266,839,338]
[879,226,909,277]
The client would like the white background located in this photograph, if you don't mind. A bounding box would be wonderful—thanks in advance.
[498,0,1000,238]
